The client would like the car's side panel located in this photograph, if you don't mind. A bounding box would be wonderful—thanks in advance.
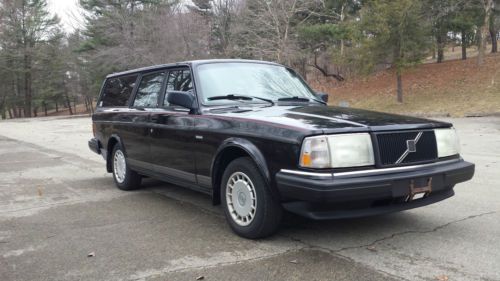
[149,110,198,183]
[92,109,151,163]
[192,115,307,198]
[118,110,152,163]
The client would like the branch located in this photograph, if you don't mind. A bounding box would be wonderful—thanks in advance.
[309,52,345,81]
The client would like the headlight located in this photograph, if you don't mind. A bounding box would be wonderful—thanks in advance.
[300,133,375,168]
[435,128,460,157]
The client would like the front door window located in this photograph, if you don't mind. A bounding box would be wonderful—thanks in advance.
[164,69,193,106]
[133,72,166,108]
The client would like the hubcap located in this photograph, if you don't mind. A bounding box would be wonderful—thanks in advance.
[226,172,257,226]
[113,150,126,183]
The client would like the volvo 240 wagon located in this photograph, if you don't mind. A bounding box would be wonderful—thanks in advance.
[89,60,475,238]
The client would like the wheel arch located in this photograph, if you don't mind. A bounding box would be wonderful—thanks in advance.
[211,138,273,205]
[106,134,125,173]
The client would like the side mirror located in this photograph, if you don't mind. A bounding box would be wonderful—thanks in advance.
[315,92,329,103]
[167,91,196,110]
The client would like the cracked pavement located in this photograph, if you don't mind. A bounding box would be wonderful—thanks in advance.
[0,116,499,281]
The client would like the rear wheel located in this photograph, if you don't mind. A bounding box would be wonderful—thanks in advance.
[111,143,141,190]
[221,157,282,239]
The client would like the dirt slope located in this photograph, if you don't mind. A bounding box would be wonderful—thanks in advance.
[311,53,500,117]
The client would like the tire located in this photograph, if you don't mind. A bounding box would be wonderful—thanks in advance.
[221,157,282,239]
[111,143,142,191]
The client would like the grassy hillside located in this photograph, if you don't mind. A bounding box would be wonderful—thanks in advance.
[312,53,500,117]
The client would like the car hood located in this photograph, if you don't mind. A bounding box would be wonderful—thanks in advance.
[208,105,451,134]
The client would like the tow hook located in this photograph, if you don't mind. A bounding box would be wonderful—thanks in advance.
[406,178,433,202]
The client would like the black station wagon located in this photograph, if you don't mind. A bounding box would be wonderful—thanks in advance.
[89,59,475,238]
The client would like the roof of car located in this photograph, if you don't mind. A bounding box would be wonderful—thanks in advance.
[106,59,282,78]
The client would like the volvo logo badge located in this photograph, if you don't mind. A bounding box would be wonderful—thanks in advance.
[406,140,417,153]
[396,132,423,164]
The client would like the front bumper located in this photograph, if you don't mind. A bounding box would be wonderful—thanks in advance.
[276,159,475,220]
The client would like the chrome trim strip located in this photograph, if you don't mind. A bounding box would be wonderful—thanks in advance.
[280,169,333,178]
[280,159,461,179]
[334,159,461,178]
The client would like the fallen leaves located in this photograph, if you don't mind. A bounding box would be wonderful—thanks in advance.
[435,274,449,281]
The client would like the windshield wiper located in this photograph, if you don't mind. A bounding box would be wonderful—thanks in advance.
[277,96,326,105]
[277,96,310,102]
[208,94,274,106]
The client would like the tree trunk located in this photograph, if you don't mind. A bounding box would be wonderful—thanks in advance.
[397,71,403,103]
[491,27,498,53]
[437,34,445,63]
[55,101,59,112]
[0,96,5,120]
[478,0,493,65]
[461,30,467,60]
[33,107,37,117]
[43,102,48,116]
[88,97,94,113]
[65,92,73,115]
[8,108,13,119]
[452,32,455,52]
[340,4,346,56]
[23,52,32,118]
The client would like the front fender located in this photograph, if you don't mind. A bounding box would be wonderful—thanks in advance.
[210,137,280,205]
[212,138,270,184]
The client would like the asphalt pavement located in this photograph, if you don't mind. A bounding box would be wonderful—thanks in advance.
[0,116,499,281]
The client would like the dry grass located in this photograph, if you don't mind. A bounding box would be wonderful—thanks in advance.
[311,53,500,117]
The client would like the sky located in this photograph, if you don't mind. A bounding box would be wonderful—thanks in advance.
[47,0,85,32]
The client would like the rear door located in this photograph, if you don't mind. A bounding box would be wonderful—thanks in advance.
[149,68,199,186]
[97,74,139,158]
[125,71,167,165]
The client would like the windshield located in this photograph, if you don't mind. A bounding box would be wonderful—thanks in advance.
[196,63,319,105]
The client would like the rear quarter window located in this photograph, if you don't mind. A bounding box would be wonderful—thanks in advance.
[99,74,138,107]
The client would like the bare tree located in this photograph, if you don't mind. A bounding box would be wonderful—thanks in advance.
[233,0,320,65]
[478,0,494,65]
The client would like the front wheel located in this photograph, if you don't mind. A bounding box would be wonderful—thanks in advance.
[221,157,282,239]
[111,143,141,191]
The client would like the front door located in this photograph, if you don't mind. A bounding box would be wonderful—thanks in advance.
[149,68,199,186]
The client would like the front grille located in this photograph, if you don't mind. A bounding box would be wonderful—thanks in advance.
[376,131,438,167]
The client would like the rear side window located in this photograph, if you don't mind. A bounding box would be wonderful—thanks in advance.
[100,74,138,107]
[133,72,166,108]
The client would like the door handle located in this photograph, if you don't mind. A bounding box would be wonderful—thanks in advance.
[150,115,159,122]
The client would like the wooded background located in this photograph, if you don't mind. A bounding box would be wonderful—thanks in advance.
[0,0,499,118]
